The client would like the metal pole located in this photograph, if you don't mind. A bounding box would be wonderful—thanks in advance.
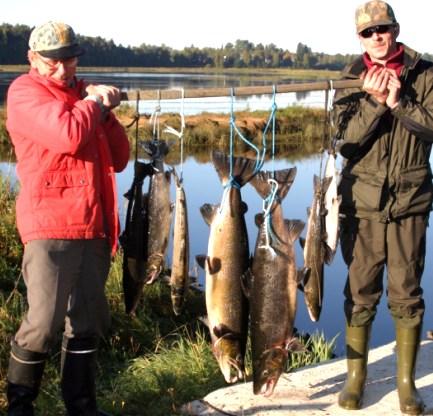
[120,78,362,101]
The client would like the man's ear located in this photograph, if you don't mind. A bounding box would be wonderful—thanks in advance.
[393,23,400,38]
[27,50,37,68]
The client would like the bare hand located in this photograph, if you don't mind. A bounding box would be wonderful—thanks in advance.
[362,66,389,105]
[385,68,401,109]
[85,84,121,109]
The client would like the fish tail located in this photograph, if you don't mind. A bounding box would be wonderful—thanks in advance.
[251,168,297,200]
[211,151,257,187]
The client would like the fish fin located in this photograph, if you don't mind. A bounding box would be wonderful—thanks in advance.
[208,258,222,274]
[297,282,304,292]
[240,269,253,299]
[212,151,257,187]
[321,176,333,194]
[255,213,264,227]
[274,167,297,201]
[297,268,308,285]
[241,201,248,214]
[250,171,272,198]
[200,203,219,226]
[299,237,306,249]
[324,244,335,265]
[313,174,320,191]
[213,323,231,339]
[250,168,297,201]
[198,315,209,328]
[300,267,311,285]
[286,337,306,353]
[285,219,305,244]
[195,255,207,269]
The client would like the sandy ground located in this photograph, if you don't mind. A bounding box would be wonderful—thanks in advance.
[182,340,433,415]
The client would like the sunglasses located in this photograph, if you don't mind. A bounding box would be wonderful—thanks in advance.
[37,53,78,69]
[360,24,394,38]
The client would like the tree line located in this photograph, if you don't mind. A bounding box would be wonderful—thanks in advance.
[1,23,432,69]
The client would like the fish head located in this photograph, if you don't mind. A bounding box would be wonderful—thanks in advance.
[253,347,287,396]
[145,253,164,283]
[213,334,245,383]
[305,293,321,322]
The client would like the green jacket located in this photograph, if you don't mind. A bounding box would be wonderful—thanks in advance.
[333,44,433,222]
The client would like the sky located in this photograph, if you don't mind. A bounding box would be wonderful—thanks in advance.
[2,0,433,55]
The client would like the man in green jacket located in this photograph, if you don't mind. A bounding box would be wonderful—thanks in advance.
[333,1,433,414]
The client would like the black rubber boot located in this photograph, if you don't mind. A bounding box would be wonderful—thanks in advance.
[61,337,111,416]
[395,324,424,415]
[338,324,371,410]
[7,341,47,416]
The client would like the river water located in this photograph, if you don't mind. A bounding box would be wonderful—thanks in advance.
[0,70,324,114]
[1,70,433,355]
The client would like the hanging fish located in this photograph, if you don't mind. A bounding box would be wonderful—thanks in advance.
[197,151,256,384]
[323,150,341,264]
[170,168,190,315]
[120,160,153,315]
[142,140,173,285]
[299,174,332,322]
[246,169,305,396]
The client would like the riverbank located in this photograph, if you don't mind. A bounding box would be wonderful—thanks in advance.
[183,340,433,415]
[0,104,330,160]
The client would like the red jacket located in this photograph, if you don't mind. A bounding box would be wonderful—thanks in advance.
[6,69,130,255]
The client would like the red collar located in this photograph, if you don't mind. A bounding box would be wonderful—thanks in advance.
[362,43,405,76]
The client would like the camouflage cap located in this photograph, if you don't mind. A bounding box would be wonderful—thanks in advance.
[355,0,397,33]
[28,21,84,59]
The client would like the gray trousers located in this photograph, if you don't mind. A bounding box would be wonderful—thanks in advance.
[340,215,427,328]
[14,239,111,353]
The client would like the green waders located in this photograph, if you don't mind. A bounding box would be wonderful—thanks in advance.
[395,323,424,415]
[338,324,371,410]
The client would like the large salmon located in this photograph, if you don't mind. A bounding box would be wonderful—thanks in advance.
[121,160,153,315]
[197,151,256,383]
[300,174,332,322]
[170,169,189,315]
[144,140,173,284]
[248,169,304,396]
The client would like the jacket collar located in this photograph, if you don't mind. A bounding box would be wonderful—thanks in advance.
[341,43,421,79]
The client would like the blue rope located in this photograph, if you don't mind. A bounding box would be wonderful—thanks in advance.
[229,88,262,176]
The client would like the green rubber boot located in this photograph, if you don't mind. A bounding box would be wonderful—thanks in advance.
[338,324,371,410]
[395,325,424,415]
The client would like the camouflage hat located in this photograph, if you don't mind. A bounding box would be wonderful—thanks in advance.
[355,0,397,33]
[28,21,84,59]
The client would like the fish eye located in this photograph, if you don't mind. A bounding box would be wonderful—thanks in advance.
[262,369,269,377]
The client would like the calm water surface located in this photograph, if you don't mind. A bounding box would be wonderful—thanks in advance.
[0,71,324,114]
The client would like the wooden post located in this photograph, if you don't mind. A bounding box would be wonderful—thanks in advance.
[120,78,362,101]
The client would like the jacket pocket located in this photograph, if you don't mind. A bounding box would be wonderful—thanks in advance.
[42,171,88,188]
[394,165,433,216]
[339,171,384,214]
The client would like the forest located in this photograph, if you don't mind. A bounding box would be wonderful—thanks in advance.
[0,22,412,70]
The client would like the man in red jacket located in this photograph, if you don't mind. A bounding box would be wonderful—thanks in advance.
[5,21,130,416]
